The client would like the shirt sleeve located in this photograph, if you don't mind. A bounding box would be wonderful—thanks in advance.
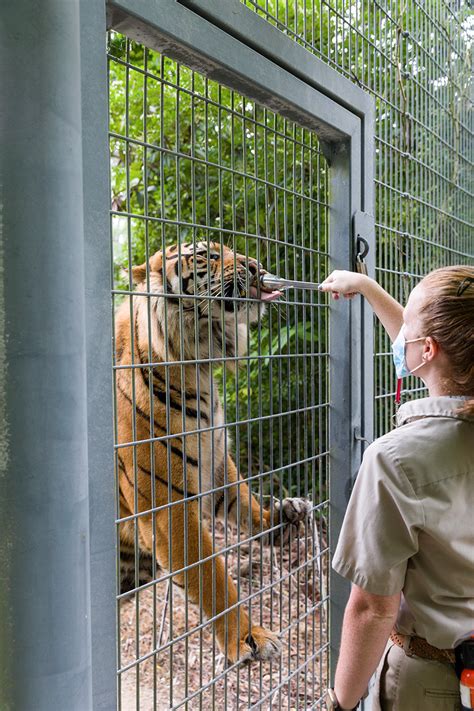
[332,436,424,595]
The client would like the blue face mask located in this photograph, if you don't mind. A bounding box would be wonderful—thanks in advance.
[391,327,427,379]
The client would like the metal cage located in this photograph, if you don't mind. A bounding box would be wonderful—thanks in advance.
[109,31,332,709]
[105,1,376,706]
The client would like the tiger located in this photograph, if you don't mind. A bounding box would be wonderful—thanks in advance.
[115,241,312,663]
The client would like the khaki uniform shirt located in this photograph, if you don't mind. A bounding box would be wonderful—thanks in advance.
[332,396,474,649]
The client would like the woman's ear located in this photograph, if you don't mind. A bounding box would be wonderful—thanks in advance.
[424,336,439,362]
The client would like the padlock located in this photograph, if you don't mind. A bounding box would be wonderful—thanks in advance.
[356,253,368,276]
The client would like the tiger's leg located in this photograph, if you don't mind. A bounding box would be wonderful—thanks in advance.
[214,456,312,541]
[138,498,281,664]
[119,496,155,594]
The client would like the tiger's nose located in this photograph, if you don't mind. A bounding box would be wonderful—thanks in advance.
[248,260,268,283]
[247,261,259,276]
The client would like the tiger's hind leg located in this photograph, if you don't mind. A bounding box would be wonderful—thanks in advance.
[120,545,155,594]
[118,499,156,594]
[137,498,281,664]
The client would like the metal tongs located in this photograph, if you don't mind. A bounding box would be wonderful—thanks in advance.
[259,273,323,291]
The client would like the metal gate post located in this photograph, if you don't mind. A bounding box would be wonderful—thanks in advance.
[80,0,118,708]
[0,1,115,709]
[325,138,358,678]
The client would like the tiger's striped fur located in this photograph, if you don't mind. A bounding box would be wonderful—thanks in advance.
[115,241,311,663]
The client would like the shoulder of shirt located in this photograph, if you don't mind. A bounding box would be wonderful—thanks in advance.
[362,397,473,491]
[359,434,427,514]
[366,396,474,458]
[361,432,411,479]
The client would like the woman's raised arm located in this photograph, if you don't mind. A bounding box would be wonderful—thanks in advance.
[320,271,404,342]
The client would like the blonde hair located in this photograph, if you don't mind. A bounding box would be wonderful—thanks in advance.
[418,265,474,416]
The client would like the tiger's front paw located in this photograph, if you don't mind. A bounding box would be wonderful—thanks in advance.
[270,497,312,544]
[236,625,281,664]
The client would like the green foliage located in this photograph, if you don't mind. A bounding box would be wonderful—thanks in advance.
[220,311,327,491]
[108,31,329,491]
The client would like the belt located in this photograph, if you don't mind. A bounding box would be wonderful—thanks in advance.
[390,630,455,665]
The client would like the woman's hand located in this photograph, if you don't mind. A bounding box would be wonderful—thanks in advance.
[320,270,369,300]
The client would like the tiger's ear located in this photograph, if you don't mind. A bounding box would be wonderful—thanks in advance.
[149,251,163,274]
[131,263,147,284]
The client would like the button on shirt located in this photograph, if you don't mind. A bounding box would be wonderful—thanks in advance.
[332,396,474,649]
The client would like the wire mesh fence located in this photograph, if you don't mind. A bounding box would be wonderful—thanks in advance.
[240,0,474,435]
[107,3,473,709]
[108,32,331,709]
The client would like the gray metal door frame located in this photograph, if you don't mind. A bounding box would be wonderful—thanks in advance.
[1,0,374,708]
[106,0,375,701]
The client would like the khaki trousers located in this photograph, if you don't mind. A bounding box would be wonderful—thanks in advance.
[369,640,461,711]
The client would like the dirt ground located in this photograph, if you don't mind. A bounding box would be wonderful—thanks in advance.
[119,518,328,710]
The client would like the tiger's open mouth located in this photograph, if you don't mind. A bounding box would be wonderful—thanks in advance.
[247,271,282,301]
[248,284,282,302]
[224,272,282,302]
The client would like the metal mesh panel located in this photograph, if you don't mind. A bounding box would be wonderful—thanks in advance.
[241,0,474,435]
[108,32,330,709]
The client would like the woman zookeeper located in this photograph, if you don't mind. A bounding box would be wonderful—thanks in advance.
[320,266,474,711]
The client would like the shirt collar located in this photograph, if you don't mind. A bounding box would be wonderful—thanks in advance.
[396,396,474,427]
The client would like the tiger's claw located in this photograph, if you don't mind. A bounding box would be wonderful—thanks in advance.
[237,626,281,663]
[269,497,312,544]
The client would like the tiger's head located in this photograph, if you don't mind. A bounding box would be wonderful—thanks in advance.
[132,241,281,362]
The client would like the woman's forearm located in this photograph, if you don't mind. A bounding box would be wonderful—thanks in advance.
[360,277,404,342]
[334,588,400,709]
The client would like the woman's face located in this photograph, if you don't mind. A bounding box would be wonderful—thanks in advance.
[402,284,428,374]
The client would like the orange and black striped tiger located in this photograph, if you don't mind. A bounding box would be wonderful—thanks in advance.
[115,241,312,663]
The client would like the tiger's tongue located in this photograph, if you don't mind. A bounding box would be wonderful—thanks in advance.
[260,290,282,301]
[249,285,282,301]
